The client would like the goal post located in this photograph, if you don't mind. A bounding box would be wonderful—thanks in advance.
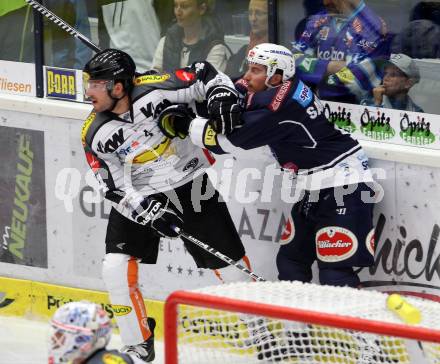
[164,281,440,364]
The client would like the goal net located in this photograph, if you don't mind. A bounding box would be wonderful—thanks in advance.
[164,281,440,364]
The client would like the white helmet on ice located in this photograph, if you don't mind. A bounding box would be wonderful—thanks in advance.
[247,43,296,87]
[49,301,112,363]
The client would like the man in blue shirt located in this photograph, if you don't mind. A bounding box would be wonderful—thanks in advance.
[292,0,390,103]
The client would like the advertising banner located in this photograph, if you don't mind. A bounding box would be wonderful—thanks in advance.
[0,60,35,97]
[326,101,440,149]
[0,126,47,267]
[358,160,440,300]
[45,66,78,101]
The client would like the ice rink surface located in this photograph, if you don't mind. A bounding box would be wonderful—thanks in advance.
[0,316,165,364]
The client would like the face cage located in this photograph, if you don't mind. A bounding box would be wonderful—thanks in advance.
[49,324,95,363]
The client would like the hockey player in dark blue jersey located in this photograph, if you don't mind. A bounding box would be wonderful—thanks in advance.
[168,43,377,288]
[292,0,390,103]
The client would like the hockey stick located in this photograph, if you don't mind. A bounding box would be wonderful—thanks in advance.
[174,227,266,282]
[24,0,102,53]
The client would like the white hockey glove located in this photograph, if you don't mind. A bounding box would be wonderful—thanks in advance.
[131,194,183,238]
[207,85,243,134]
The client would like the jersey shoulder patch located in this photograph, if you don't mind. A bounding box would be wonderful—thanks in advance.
[268,81,292,112]
[81,111,112,147]
[81,111,96,146]
[134,73,171,85]
[291,80,313,108]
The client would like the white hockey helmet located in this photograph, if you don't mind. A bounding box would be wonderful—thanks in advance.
[247,43,296,87]
[49,301,112,363]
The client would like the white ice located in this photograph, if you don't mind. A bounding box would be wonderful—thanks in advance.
[0,316,165,364]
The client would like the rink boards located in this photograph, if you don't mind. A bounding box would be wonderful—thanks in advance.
[0,276,166,339]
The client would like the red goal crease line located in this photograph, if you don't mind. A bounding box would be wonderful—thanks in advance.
[164,290,440,363]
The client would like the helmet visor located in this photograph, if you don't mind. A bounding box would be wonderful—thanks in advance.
[82,72,114,99]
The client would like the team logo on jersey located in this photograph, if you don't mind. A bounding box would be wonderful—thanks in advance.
[352,17,363,33]
[135,74,170,85]
[301,30,312,40]
[279,216,295,245]
[183,158,199,172]
[335,67,355,84]
[175,69,196,82]
[314,16,328,29]
[269,81,292,112]
[97,128,125,153]
[319,26,329,40]
[132,137,171,163]
[344,31,354,47]
[357,39,378,52]
[85,152,101,172]
[316,226,358,262]
[81,112,96,146]
[366,228,375,256]
[204,124,218,146]
[282,161,299,174]
[292,81,312,107]
[111,304,132,316]
[317,46,345,61]
[102,353,129,364]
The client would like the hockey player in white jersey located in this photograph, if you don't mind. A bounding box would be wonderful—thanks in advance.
[49,301,145,364]
[81,49,250,362]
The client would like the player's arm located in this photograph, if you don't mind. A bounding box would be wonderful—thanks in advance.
[291,19,331,85]
[159,61,243,134]
[188,108,284,155]
[84,143,182,236]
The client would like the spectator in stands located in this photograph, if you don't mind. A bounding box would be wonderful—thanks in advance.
[292,0,391,103]
[361,53,423,112]
[410,1,440,27]
[45,0,92,69]
[0,0,91,68]
[97,0,161,72]
[293,0,325,41]
[391,19,440,59]
[152,0,230,72]
[225,0,269,79]
[0,1,34,62]
[153,0,175,36]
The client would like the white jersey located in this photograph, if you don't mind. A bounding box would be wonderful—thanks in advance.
[81,62,233,219]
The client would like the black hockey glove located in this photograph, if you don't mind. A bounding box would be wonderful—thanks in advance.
[158,104,195,139]
[207,85,243,134]
[131,194,183,238]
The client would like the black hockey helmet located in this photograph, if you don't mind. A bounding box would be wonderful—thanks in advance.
[83,48,136,91]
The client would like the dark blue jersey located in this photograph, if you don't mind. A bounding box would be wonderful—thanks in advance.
[292,1,390,101]
[190,77,373,190]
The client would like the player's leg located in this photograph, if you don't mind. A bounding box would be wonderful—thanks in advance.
[276,191,317,282]
[176,173,252,282]
[102,207,160,362]
[315,183,375,287]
